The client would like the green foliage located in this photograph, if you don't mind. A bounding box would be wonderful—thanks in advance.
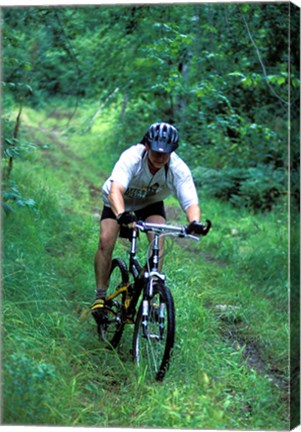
[2,180,36,214]
[2,2,298,426]
[3,350,56,424]
[2,105,291,429]
[193,165,286,211]
[2,125,39,162]
[2,109,39,213]
[2,4,299,216]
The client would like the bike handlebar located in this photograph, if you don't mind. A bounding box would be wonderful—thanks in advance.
[135,219,211,239]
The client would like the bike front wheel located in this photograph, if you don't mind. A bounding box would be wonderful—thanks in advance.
[132,282,175,381]
[98,258,129,348]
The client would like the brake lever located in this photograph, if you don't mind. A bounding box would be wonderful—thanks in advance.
[179,227,199,241]
[135,220,145,231]
[187,234,200,241]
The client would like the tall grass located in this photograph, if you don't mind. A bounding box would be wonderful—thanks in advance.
[2,103,290,429]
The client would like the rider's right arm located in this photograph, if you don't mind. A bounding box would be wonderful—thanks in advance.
[110,144,144,189]
[102,144,144,208]
[108,181,126,217]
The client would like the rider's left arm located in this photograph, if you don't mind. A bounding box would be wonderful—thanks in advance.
[185,203,201,223]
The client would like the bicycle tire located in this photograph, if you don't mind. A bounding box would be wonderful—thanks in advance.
[132,282,175,381]
[98,258,129,348]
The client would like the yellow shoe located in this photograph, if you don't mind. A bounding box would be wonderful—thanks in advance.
[91,298,107,324]
[91,297,105,310]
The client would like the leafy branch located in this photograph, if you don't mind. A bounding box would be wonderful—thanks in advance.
[5,99,23,181]
[51,10,82,126]
[240,11,289,107]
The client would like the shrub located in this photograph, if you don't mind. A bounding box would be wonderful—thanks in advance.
[193,164,286,211]
[3,351,56,424]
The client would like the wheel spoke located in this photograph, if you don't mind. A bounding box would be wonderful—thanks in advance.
[133,283,175,381]
[97,258,129,348]
[145,335,160,373]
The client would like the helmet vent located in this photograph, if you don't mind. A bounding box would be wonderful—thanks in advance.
[147,122,179,153]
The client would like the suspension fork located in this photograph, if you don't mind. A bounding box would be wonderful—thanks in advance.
[142,276,166,339]
[142,232,167,337]
[159,302,165,339]
[131,229,165,337]
[150,233,160,273]
[130,227,141,279]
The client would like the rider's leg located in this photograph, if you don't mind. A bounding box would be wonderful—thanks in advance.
[94,217,120,298]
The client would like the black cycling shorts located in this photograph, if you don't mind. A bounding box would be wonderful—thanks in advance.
[100,201,166,222]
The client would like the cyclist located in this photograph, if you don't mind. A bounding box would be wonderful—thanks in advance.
[91,122,202,322]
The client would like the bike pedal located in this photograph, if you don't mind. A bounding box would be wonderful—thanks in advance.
[91,307,109,326]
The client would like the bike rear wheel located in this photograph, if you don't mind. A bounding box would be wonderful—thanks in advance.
[132,282,175,381]
[98,258,129,348]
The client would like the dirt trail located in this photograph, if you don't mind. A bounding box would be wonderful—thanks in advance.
[221,320,288,391]
[165,206,287,392]
[27,121,288,396]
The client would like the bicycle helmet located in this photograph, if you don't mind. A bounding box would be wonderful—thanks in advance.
[146,122,179,153]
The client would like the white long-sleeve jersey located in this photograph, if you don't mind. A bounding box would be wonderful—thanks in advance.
[102,144,199,212]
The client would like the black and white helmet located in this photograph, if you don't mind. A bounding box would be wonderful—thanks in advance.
[146,122,179,153]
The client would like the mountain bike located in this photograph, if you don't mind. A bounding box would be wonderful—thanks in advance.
[96,219,211,381]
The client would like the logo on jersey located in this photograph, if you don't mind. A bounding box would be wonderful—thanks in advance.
[125,183,160,199]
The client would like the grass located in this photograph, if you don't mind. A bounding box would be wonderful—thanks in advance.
[2,102,291,429]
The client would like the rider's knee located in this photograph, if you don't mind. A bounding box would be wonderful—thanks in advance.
[98,231,116,255]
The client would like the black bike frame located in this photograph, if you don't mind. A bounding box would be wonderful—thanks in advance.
[129,226,166,300]
[125,220,204,319]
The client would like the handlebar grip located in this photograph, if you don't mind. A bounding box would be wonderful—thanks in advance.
[186,219,212,236]
[202,219,212,236]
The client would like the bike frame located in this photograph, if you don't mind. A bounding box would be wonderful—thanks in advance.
[129,224,171,291]
[129,222,199,298]
[100,219,210,380]
[106,222,200,320]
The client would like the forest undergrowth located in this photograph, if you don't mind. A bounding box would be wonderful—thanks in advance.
[2,105,291,429]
